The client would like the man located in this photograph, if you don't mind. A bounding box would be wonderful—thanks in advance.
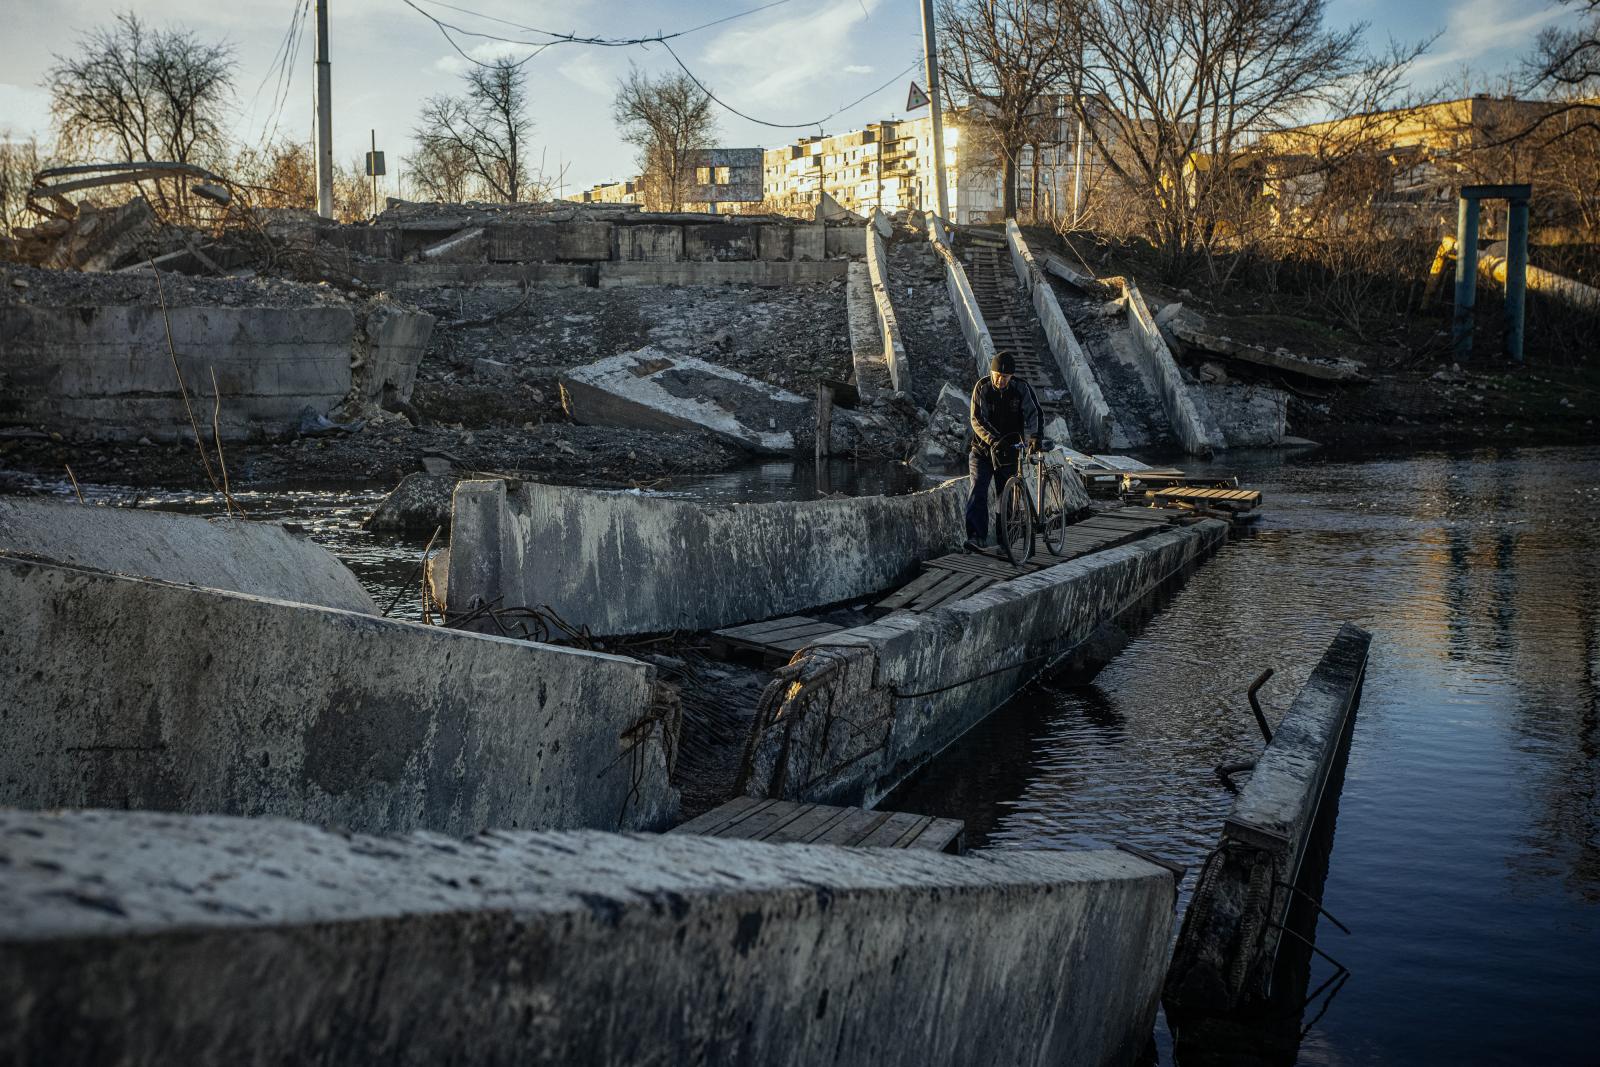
[965,351,1042,551]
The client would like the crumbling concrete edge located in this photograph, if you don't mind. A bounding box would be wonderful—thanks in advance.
[846,262,890,398]
[927,215,997,380]
[742,519,1230,809]
[0,811,1174,1067]
[866,210,911,393]
[1119,278,1224,456]
[1005,221,1115,450]
[1165,622,1372,1016]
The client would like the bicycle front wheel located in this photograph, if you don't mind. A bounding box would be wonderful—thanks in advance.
[1040,469,1071,556]
[998,478,1034,566]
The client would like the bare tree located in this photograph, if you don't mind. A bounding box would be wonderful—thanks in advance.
[1051,0,1423,275]
[404,136,476,202]
[411,58,532,203]
[232,138,315,211]
[0,133,46,236]
[613,66,716,212]
[46,11,233,219]
[938,0,1068,219]
[1533,0,1600,90]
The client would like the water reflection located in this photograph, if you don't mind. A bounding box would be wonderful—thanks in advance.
[891,446,1600,1064]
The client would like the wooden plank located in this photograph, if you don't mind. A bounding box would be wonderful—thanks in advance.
[918,573,997,610]
[907,569,979,609]
[669,796,772,836]
[738,620,840,643]
[875,567,948,611]
[855,811,934,848]
[765,803,855,844]
[721,800,818,842]
[903,817,966,853]
[714,616,819,641]
[769,630,846,653]
[817,807,897,847]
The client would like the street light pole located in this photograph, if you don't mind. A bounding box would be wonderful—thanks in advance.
[314,0,334,220]
[919,0,950,222]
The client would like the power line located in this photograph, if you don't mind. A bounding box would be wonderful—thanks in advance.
[660,41,920,131]
[401,0,914,132]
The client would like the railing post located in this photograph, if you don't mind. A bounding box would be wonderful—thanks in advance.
[1505,197,1530,364]
[1452,195,1480,362]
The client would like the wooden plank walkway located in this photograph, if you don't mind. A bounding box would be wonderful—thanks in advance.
[708,615,848,667]
[671,796,965,854]
[1148,486,1262,514]
[874,506,1180,614]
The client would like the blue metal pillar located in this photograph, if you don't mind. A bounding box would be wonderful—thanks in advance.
[1453,196,1480,362]
[1504,197,1529,364]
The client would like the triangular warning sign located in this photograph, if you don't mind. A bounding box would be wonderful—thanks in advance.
[907,81,929,111]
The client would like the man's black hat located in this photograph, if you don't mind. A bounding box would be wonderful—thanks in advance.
[990,351,1015,375]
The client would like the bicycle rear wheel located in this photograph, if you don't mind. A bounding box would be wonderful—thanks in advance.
[998,478,1034,566]
[1040,468,1071,555]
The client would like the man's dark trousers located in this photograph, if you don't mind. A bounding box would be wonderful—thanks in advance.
[965,447,1013,544]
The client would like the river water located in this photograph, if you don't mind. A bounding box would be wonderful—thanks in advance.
[891,444,1600,1064]
[13,447,1595,1062]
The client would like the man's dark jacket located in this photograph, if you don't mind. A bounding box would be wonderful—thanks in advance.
[969,376,1043,453]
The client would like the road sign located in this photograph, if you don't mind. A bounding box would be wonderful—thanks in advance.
[907,81,929,111]
[365,150,386,177]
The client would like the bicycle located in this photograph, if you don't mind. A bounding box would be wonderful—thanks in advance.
[994,435,1073,566]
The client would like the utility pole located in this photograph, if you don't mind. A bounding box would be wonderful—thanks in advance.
[314,0,334,220]
[919,0,950,222]
[370,129,378,219]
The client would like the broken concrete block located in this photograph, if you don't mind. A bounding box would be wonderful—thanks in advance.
[616,224,684,262]
[684,223,756,261]
[559,347,805,454]
[0,809,1175,1067]
[1201,384,1288,447]
[365,471,459,532]
[0,553,677,836]
[473,357,514,381]
[486,222,614,262]
[43,198,155,272]
[445,476,966,636]
[0,496,376,613]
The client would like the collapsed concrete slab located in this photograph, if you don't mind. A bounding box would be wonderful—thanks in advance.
[559,347,887,456]
[0,496,376,613]
[0,554,677,835]
[742,519,1229,808]
[1202,383,1289,447]
[445,477,966,636]
[0,809,1174,1067]
[1119,279,1224,456]
[1165,622,1371,1018]
[0,270,434,441]
[365,471,461,533]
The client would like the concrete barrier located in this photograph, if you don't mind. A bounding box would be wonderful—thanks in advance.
[927,216,997,379]
[445,477,966,636]
[743,519,1229,808]
[0,554,677,835]
[0,496,376,613]
[1119,279,1223,456]
[1166,622,1371,1017]
[845,262,891,396]
[1004,222,1115,450]
[0,809,1175,1067]
[0,294,433,442]
[865,211,911,393]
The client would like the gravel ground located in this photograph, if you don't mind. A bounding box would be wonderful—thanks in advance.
[882,233,973,410]
[0,263,350,309]
[416,281,852,395]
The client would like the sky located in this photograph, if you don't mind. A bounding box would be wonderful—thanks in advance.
[0,0,1583,194]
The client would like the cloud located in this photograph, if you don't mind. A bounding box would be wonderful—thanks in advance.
[0,83,53,140]
[1407,0,1569,77]
[843,64,875,75]
[558,50,625,98]
[696,0,883,113]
